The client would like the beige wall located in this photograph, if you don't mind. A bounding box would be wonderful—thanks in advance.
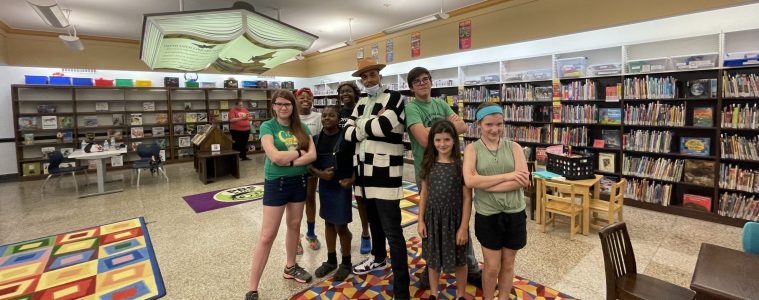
[0,0,753,77]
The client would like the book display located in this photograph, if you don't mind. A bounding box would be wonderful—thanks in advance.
[12,85,275,181]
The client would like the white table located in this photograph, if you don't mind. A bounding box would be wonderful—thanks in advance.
[68,148,127,198]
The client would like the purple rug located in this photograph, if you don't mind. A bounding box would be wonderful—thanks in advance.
[182,183,264,213]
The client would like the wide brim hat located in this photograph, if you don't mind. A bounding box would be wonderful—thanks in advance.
[352,58,386,77]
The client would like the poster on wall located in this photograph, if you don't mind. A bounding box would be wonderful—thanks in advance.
[386,39,394,63]
[411,32,421,58]
[356,47,364,60]
[371,43,380,63]
[459,20,472,50]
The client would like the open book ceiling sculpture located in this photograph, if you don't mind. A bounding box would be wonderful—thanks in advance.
[140,3,317,74]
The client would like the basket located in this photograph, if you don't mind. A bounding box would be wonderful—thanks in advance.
[546,152,595,180]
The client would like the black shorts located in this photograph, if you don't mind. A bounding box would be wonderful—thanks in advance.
[474,210,527,251]
[262,175,307,206]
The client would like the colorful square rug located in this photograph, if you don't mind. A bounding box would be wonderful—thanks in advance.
[289,237,575,300]
[182,183,264,213]
[0,217,165,300]
[352,181,421,228]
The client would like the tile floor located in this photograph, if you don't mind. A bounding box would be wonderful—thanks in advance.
[0,154,744,299]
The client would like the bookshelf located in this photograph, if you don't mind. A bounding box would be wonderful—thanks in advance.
[12,85,278,180]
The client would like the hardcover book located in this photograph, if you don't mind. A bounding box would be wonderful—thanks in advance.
[57,116,73,129]
[22,162,41,176]
[131,127,145,138]
[221,112,229,121]
[95,102,109,112]
[536,147,548,164]
[62,131,73,142]
[683,194,712,212]
[111,155,124,167]
[143,101,155,111]
[599,108,622,125]
[23,133,34,145]
[112,114,124,126]
[41,116,57,129]
[174,125,185,135]
[220,100,229,109]
[156,113,168,124]
[602,130,621,149]
[197,112,208,122]
[598,153,616,173]
[593,139,605,148]
[683,159,715,186]
[18,117,38,130]
[686,79,717,98]
[83,116,99,127]
[155,138,167,149]
[41,147,56,157]
[172,113,185,123]
[692,107,713,127]
[680,137,711,156]
[186,113,198,123]
[152,127,165,137]
[178,136,191,147]
[130,113,143,126]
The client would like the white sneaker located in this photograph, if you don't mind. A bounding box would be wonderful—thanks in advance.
[352,257,387,275]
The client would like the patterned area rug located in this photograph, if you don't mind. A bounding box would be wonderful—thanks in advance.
[352,181,421,228]
[0,217,165,300]
[182,183,264,213]
[288,237,575,300]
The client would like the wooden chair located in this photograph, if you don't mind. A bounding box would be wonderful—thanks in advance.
[590,178,627,230]
[598,222,695,300]
[540,179,583,240]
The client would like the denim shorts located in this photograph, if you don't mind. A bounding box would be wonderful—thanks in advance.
[263,175,307,206]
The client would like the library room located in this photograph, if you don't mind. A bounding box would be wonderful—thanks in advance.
[1,1,758,299]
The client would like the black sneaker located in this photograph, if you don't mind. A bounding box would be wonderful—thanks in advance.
[283,264,312,283]
[314,261,337,278]
[333,263,352,281]
[244,291,258,300]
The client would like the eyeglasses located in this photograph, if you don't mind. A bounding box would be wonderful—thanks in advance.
[412,76,431,86]
[273,102,293,108]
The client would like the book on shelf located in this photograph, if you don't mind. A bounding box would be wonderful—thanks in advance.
[40,147,55,158]
[186,113,198,123]
[174,124,185,135]
[680,137,711,156]
[177,148,193,158]
[172,113,185,123]
[197,112,208,122]
[60,148,73,157]
[111,155,124,167]
[683,159,715,186]
[536,147,547,164]
[220,100,229,110]
[62,131,73,142]
[683,194,712,212]
[152,127,165,137]
[720,134,759,160]
[143,101,155,111]
[209,110,220,122]
[83,116,100,127]
[624,177,672,206]
[718,192,758,221]
[183,102,192,110]
[622,155,684,182]
[131,127,145,138]
[178,136,191,147]
[23,133,34,145]
[41,116,57,129]
[602,129,620,149]
[95,102,109,112]
[685,79,717,98]
[599,108,621,125]
[36,104,56,113]
[604,84,622,101]
[42,163,49,175]
[159,149,166,161]
[598,153,615,173]
[624,103,685,126]
[156,113,168,124]
[22,162,41,176]
[112,114,124,126]
[57,116,73,129]
[624,130,672,153]
[221,111,229,121]
[186,124,196,135]
[722,73,759,98]
[721,103,758,129]
[692,107,713,127]
[623,76,677,99]
[600,175,620,195]
[592,139,604,148]
[18,117,38,130]
[222,123,230,132]
[551,103,562,122]
[130,113,143,126]
[719,164,759,193]
[155,138,168,149]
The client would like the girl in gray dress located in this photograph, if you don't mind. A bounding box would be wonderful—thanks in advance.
[417,120,473,300]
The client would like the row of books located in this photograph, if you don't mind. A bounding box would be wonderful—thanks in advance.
[623,103,685,126]
[623,76,678,99]
[624,178,673,206]
[721,103,758,129]
[313,98,338,106]
[551,126,589,146]
[719,164,759,193]
[460,87,501,103]
[604,84,623,101]
[502,104,550,122]
[623,130,673,153]
[503,125,550,143]
[501,84,552,101]
[622,155,684,182]
[720,134,759,160]
[18,116,73,130]
[717,192,759,221]
[129,127,168,138]
[558,104,598,124]
[722,73,759,98]
[559,79,598,100]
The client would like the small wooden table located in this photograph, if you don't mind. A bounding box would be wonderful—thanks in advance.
[534,174,602,235]
[196,150,240,184]
[690,243,759,300]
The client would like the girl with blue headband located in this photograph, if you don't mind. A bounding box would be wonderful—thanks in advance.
[462,102,530,300]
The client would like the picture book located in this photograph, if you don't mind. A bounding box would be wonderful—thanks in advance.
[131,127,145,138]
[593,139,605,148]
[111,155,124,167]
[42,163,49,175]
[598,152,616,173]
[95,102,109,112]
[692,107,713,127]
[57,116,73,129]
[602,130,621,149]
[130,113,143,126]
[83,116,99,127]
[197,112,208,122]
[23,133,34,145]
[221,112,229,121]
[112,114,124,126]
[143,101,155,111]
[220,100,229,109]
[178,136,191,147]
[186,113,198,123]
[18,117,37,130]
[155,138,167,149]
[172,113,185,123]
[683,194,712,212]
[159,149,166,161]
[37,104,56,113]
[41,147,55,157]
[683,159,715,186]
[156,113,168,124]
[62,131,73,142]
[599,108,622,125]
[536,147,547,164]
[186,124,196,135]
[680,137,711,156]
[174,125,185,135]
[41,116,57,129]
[22,162,41,176]
[152,127,165,137]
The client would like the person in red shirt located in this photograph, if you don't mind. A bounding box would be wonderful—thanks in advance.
[229,99,252,160]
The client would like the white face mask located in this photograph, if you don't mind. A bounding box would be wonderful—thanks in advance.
[365,84,381,96]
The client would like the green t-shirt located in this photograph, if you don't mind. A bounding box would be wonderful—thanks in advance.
[259,119,311,180]
[404,97,455,179]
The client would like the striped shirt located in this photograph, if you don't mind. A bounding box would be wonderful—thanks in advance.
[344,89,405,201]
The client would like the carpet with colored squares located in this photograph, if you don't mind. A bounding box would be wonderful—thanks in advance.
[352,181,421,228]
[0,217,165,300]
[289,237,575,300]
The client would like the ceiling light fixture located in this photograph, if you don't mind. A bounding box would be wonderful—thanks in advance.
[140,1,317,73]
[27,0,70,28]
[318,18,356,53]
[382,0,449,34]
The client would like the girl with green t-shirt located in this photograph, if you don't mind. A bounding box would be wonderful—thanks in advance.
[246,90,316,300]
[462,102,530,300]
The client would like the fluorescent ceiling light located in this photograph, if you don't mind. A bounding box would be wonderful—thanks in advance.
[383,12,448,34]
[27,0,70,28]
[140,4,317,73]
[318,41,349,53]
[59,35,84,51]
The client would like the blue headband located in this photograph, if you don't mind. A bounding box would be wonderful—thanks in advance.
[476,105,503,121]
